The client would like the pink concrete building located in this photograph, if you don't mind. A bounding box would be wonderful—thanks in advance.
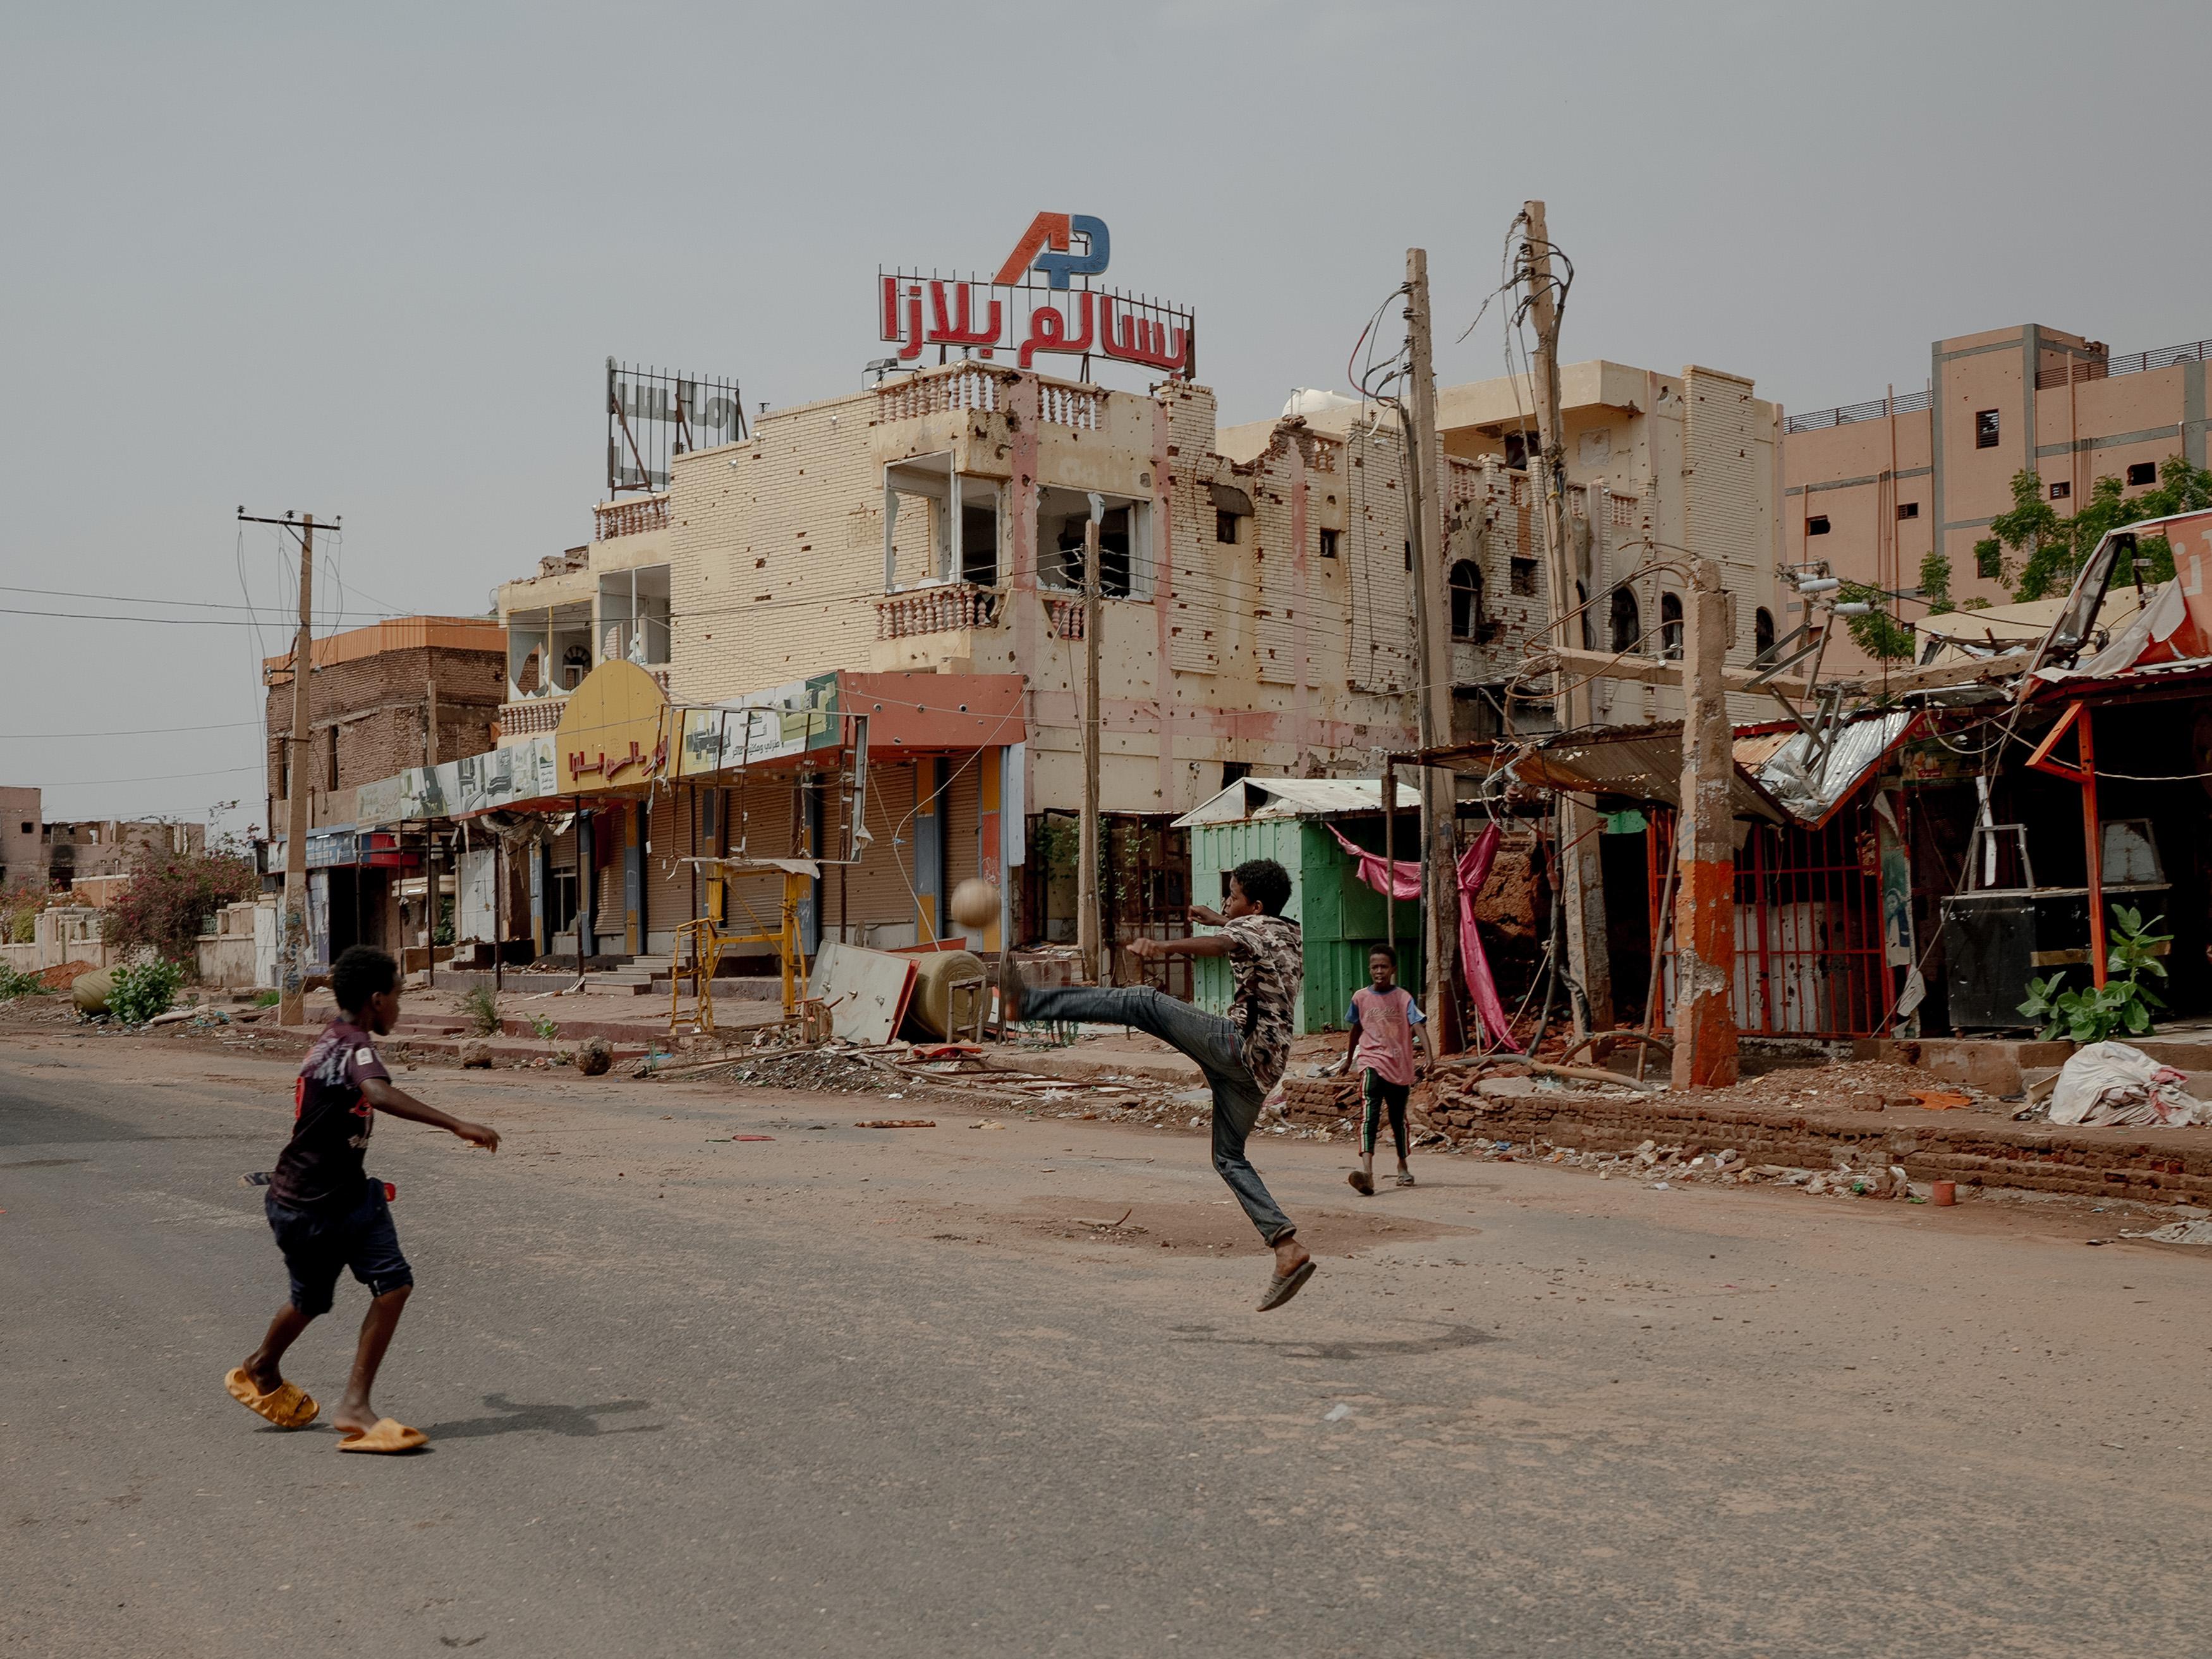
[1782,324,2211,662]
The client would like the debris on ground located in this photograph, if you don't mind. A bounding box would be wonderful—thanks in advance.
[2120,1218,2212,1245]
[574,1036,614,1076]
[2040,1042,2212,1127]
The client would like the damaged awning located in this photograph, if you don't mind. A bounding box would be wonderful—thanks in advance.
[1490,708,1919,828]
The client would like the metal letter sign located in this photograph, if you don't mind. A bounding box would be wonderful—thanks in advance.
[878,214,1194,379]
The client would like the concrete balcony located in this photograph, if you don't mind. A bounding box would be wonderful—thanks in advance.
[871,583,1005,671]
[499,669,669,739]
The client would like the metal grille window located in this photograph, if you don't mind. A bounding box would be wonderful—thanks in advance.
[1897,501,1919,520]
[1975,409,2000,449]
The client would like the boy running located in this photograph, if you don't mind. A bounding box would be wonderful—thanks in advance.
[1002,858,1315,1311]
[1337,944,1431,1195]
[226,945,499,1452]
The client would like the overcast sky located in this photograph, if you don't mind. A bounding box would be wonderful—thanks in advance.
[7,0,2209,835]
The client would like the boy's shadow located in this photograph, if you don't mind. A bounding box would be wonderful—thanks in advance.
[419,1393,661,1441]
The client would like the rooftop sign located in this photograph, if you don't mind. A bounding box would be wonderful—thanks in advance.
[878,213,1194,378]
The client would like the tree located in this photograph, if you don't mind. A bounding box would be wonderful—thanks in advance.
[1917,550,1955,616]
[1976,456,2212,602]
[1837,581,1917,662]
[104,838,259,967]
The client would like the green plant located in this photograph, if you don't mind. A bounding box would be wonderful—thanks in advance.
[104,842,257,963]
[108,959,186,1024]
[255,988,281,1007]
[1837,581,1917,662]
[1977,458,2212,602]
[0,963,48,1000]
[1917,551,1955,616]
[434,897,456,947]
[9,908,33,945]
[530,1012,559,1043]
[2020,906,2170,1042]
[463,984,502,1036]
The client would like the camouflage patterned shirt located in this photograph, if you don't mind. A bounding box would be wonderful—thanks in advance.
[1221,913,1303,1092]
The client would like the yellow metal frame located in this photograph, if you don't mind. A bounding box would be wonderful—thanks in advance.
[670,869,810,1036]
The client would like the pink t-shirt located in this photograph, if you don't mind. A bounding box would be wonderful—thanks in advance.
[1347,985,1425,1086]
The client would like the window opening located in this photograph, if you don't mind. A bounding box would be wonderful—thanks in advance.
[1608,588,1641,653]
[1509,556,1539,596]
[1318,528,1339,559]
[961,502,998,586]
[1754,606,1776,660]
[1215,511,1240,545]
[1448,560,1481,640]
[2050,480,2071,501]
[1975,409,2000,449]
[1659,592,1684,659]
[1896,501,1919,520]
[2127,461,2156,487]
[1806,514,1832,536]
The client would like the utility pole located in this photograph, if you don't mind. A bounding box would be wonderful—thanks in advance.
[1076,498,1104,983]
[1520,201,1612,1036]
[1402,250,1458,1043]
[241,509,329,1028]
[1672,556,1740,1088]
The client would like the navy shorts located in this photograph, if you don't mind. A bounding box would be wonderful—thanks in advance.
[264,1177,413,1316]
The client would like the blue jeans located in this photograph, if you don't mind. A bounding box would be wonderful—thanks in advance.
[1021,983,1296,1246]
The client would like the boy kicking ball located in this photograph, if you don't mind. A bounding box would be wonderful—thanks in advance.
[1000,858,1316,1311]
[1338,944,1430,1196]
[226,945,499,1452]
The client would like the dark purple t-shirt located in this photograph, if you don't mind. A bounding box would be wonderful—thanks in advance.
[269,1019,390,1215]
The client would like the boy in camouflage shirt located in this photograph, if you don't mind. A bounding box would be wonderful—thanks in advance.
[1007,858,1314,1310]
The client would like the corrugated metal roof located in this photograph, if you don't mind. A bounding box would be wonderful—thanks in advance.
[1171,777,1419,827]
[1514,727,1787,824]
[1751,710,1915,825]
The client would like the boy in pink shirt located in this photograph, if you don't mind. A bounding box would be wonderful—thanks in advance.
[1338,944,1430,1194]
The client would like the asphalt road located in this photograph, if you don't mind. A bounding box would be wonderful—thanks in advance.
[5,1028,2209,1658]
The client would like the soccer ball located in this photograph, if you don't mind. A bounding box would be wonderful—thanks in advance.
[949,878,999,930]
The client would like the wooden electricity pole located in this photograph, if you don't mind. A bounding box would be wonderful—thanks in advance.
[1521,201,1612,1036]
[1671,556,1740,1089]
[1402,250,1458,1043]
[241,509,325,1028]
[1077,503,1103,983]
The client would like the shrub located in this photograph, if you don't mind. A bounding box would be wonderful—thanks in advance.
[9,908,33,945]
[109,959,186,1024]
[255,988,281,1007]
[0,963,47,1000]
[462,984,502,1036]
[104,841,258,966]
[2020,906,2170,1043]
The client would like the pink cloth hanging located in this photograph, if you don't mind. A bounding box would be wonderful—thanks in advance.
[1327,822,1522,1053]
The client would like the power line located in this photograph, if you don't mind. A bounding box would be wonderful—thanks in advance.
[0,719,263,739]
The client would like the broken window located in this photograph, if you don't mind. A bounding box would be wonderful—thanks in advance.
[1037,485,1151,599]
[1216,510,1240,545]
[1576,581,1593,650]
[1449,560,1482,640]
[1660,592,1684,659]
[1896,501,1919,520]
[1754,606,1777,660]
[1318,528,1339,559]
[2127,461,2157,487]
[2050,480,2071,501]
[1975,409,2000,449]
[1503,430,1536,470]
[1806,514,1832,537]
[1609,588,1642,653]
[1509,556,1539,597]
